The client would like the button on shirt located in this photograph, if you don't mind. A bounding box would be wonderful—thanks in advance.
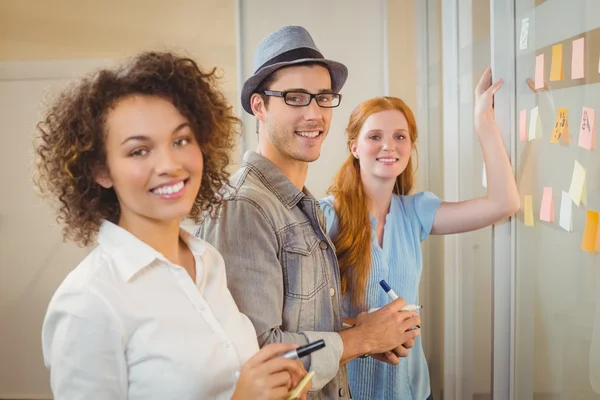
[41,221,259,400]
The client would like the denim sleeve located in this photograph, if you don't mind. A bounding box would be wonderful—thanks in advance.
[197,199,343,390]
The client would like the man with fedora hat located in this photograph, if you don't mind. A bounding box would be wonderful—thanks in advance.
[197,25,421,399]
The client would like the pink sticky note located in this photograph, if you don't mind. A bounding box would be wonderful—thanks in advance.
[540,187,554,223]
[571,37,585,79]
[578,107,596,150]
[535,54,545,89]
[519,109,527,141]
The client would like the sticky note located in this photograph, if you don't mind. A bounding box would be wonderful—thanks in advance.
[529,106,542,141]
[568,160,586,206]
[559,191,573,232]
[519,18,530,50]
[519,109,527,141]
[482,163,487,188]
[535,54,545,89]
[550,108,569,144]
[524,195,534,227]
[571,37,585,79]
[581,210,599,253]
[286,371,315,400]
[539,187,554,223]
[578,107,596,150]
[550,44,564,81]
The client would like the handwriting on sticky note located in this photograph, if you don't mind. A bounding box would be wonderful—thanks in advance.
[578,107,596,150]
[524,195,534,227]
[535,54,545,89]
[582,210,599,253]
[559,191,573,232]
[519,18,529,50]
[572,37,585,79]
[529,107,541,141]
[540,187,554,223]
[568,160,586,206]
[520,109,527,142]
[551,108,569,144]
[550,44,564,81]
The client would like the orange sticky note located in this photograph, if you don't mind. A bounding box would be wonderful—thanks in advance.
[519,109,527,141]
[524,195,534,227]
[578,107,596,150]
[540,187,554,222]
[550,44,564,81]
[571,37,585,79]
[581,210,599,253]
[551,108,569,144]
[535,54,545,89]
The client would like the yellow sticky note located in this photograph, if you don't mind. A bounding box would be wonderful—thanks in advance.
[524,195,534,227]
[568,160,586,206]
[550,44,564,81]
[572,37,585,79]
[535,54,545,89]
[519,109,527,142]
[540,187,554,222]
[582,210,599,253]
[529,106,542,141]
[578,107,596,150]
[286,371,315,400]
[550,108,569,144]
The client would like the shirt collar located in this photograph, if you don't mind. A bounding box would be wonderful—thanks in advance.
[241,151,306,208]
[97,220,206,282]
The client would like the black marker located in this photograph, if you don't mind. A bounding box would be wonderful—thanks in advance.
[281,340,326,360]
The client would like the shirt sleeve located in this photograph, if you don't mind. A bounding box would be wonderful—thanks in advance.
[405,191,443,242]
[317,196,339,240]
[197,199,343,391]
[42,286,128,400]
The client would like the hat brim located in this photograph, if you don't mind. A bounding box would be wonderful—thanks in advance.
[241,58,348,115]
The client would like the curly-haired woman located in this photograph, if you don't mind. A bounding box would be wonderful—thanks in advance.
[35,51,310,400]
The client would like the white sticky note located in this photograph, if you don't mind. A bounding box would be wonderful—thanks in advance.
[519,18,530,50]
[529,106,541,141]
[568,160,586,206]
[482,163,487,188]
[559,191,573,232]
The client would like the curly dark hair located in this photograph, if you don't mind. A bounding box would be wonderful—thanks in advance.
[34,51,239,247]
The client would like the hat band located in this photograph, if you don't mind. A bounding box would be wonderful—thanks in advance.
[256,47,324,72]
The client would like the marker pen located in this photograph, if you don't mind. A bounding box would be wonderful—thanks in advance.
[281,339,325,360]
[379,280,423,311]
[234,340,325,382]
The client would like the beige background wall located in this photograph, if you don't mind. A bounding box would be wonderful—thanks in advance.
[0,1,450,399]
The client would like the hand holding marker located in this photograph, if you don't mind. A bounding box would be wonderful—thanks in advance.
[379,280,421,330]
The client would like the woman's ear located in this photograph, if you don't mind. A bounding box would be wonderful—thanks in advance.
[350,141,359,159]
[94,169,113,189]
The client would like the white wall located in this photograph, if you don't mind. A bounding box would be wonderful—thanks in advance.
[237,0,388,198]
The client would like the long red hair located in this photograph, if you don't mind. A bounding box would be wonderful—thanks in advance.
[327,97,419,309]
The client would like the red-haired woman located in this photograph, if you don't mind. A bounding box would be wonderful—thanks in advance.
[319,67,519,400]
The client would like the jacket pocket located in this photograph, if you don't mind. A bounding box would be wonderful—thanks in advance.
[281,223,328,300]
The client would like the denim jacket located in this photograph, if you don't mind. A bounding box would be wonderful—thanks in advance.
[195,151,350,399]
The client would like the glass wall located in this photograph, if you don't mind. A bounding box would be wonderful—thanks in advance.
[513,0,600,399]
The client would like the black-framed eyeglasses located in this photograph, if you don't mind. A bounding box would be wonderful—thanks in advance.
[263,90,342,108]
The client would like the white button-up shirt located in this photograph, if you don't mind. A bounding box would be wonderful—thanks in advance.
[42,221,259,400]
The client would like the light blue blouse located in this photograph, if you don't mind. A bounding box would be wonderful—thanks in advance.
[319,192,442,400]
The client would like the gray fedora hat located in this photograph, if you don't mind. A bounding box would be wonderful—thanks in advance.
[241,25,348,115]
